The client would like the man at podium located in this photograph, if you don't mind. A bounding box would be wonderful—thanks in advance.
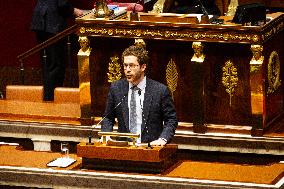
[101,45,178,146]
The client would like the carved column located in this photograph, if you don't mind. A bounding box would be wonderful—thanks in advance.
[249,44,264,136]
[77,36,92,125]
[191,42,206,133]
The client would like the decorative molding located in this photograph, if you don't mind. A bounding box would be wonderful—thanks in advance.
[166,59,178,100]
[107,56,122,83]
[79,27,261,43]
[267,51,281,94]
[263,22,284,42]
[222,60,238,107]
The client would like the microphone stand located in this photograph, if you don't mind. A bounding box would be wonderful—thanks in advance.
[87,93,128,145]
[197,0,209,24]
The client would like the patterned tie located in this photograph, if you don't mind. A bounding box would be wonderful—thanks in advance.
[130,86,138,133]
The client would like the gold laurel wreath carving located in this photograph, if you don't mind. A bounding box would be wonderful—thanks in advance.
[268,51,281,94]
[222,60,238,107]
[107,56,122,83]
[166,59,178,100]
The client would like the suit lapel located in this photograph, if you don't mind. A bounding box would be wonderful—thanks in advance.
[121,80,130,132]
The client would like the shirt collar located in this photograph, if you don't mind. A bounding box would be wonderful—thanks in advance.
[129,76,146,91]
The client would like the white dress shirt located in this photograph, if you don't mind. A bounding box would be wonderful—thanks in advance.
[128,76,146,143]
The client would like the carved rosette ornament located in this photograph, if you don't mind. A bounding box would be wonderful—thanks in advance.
[107,56,122,83]
[268,51,281,94]
[250,45,264,73]
[191,42,205,63]
[166,59,178,100]
[222,60,238,107]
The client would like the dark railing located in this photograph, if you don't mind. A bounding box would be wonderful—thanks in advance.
[17,24,78,85]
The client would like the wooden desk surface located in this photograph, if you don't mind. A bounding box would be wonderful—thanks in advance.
[0,144,283,186]
[0,145,81,170]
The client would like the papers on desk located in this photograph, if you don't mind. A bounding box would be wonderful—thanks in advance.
[92,5,127,20]
[0,142,19,146]
[47,157,76,168]
[187,14,214,22]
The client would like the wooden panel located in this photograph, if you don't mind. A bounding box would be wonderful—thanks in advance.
[77,142,178,162]
[77,13,284,135]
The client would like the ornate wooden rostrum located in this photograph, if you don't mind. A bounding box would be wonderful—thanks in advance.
[76,12,284,136]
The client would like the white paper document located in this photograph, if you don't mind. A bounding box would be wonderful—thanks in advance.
[47,157,76,168]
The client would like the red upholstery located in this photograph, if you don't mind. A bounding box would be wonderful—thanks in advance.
[94,0,144,12]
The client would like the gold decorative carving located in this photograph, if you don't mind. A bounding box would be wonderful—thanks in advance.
[166,59,178,100]
[264,22,284,41]
[107,56,122,83]
[222,60,238,106]
[250,45,264,72]
[268,51,281,94]
[226,0,238,16]
[77,37,92,119]
[82,28,260,43]
[79,27,86,34]
[150,0,165,13]
[93,0,112,18]
[78,36,91,55]
[191,42,205,63]
[134,38,146,48]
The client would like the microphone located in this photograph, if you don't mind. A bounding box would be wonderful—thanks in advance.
[197,0,209,23]
[87,93,128,145]
[197,0,209,16]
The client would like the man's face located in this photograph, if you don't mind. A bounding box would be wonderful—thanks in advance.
[123,55,146,85]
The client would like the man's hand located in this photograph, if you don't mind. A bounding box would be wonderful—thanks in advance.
[74,8,84,17]
[150,138,167,147]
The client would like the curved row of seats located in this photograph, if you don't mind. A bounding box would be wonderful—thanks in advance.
[0,86,81,125]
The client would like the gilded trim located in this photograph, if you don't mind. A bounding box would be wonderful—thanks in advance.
[222,60,238,106]
[166,59,178,100]
[79,27,260,43]
[267,51,281,94]
[107,56,122,83]
[263,22,284,42]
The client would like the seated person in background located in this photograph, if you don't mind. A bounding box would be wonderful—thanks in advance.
[166,0,220,15]
[94,0,144,12]
[101,45,178,146]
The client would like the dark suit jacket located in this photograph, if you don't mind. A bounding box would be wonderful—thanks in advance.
[31,0,74,34]
[101,78,178,143]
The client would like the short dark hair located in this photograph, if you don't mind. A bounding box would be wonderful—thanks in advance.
[122,45,149,66]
